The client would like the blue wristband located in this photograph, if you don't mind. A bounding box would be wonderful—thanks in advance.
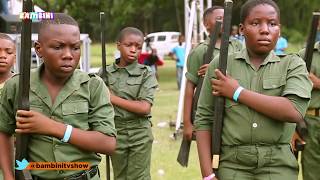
[233,86,244,102]
[61,124,73,143]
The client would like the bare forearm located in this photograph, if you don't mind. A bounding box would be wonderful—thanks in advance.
[0,133,14,178]
[111,95,151,115]
[238,89,303,123]
[196,131,213,177]
[183,81,195,126]
[49,122,116,155]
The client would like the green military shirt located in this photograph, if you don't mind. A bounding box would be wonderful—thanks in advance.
[195,49,312,145]
[186,37,243,85]
[0,66,116,178]
[298,42,320,108]
[105,60,158,129]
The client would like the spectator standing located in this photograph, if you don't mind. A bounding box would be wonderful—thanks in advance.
[169,34,186,90]
[274,36,288,55]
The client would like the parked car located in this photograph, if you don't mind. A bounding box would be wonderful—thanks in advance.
[142,31,180,59]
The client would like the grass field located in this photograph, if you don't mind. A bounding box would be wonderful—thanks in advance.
[92,42,304,179]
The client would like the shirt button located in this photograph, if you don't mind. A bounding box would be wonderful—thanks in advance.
[59,170,64,174]
[252,123,258,128]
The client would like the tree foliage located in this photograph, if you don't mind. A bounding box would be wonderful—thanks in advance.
[33,0,318,43]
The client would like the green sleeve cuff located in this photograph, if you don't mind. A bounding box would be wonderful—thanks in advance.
[0,121,15,135]
[194,124,212,131]
[286,94,310,118]
[91,122,117,137]
[185,72,198,85]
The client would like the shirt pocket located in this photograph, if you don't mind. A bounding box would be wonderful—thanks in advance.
[108,76,116,86]
[126,77,142,98]
[62,100,89,130]
[262,76,286,96]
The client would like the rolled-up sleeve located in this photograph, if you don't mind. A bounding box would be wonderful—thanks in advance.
[282,55,312,116]
[88,77,116,137]
[0,78,18,135]
[186,47,205,85]
[194,57,218,131]
[138,68,158,105]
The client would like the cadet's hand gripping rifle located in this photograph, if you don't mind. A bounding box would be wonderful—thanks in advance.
[15,0,33,179]
[99,12,111,180]
[212,0,233,170]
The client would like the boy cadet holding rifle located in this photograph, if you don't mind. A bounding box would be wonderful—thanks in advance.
[183,6,242,141]
[99,27,157,180]
[298,33,320,180]
[0,33,15,180]
[0,13,116,180]
[292,12,320,180]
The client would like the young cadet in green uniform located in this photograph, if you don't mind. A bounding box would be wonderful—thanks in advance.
[195,0,312,180]
[0,33,15,180]
[0,13,116,180]
[0,33,15,97]
[183,6,242,140]
[295,41,320,180]
[100,27,157,180]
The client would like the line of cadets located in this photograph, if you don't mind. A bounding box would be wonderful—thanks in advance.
[0,0,319,180]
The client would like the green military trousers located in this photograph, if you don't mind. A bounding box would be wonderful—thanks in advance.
[217,144,298,180]
[111,125,153,180]
[302,116,320,180]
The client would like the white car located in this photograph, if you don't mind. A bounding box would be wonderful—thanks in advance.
[142,32,180,59]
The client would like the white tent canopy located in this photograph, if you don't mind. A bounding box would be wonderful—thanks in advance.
[8,0,44,15]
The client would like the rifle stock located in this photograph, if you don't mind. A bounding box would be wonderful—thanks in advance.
[15,0,33,179]
[212,0,233,169]
[304,12,320,72]
[99,12,111,180]
[176,21,222,167]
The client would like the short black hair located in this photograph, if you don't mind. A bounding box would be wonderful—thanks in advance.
[240,0,280,23]
[39,13,79,39]
[203,6,224,23]
[0,33,14,44]
[117,27,144,42]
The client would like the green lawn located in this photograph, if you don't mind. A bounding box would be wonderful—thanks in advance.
[92,43,303,180]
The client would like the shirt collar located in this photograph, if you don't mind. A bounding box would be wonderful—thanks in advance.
[30,64,90,93]
[235,49,280,65]
[110,59,141,75]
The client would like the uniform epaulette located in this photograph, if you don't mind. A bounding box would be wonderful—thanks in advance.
[88,72,97,78]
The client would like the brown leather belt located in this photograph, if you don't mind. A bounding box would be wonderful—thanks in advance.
[32,165,99,180]
[306,108,320,116]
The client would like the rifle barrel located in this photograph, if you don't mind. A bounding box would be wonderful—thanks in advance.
[15,0,33,179]
[304,12,320,71]
[100,12,108,84]
[212,0,233,169]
